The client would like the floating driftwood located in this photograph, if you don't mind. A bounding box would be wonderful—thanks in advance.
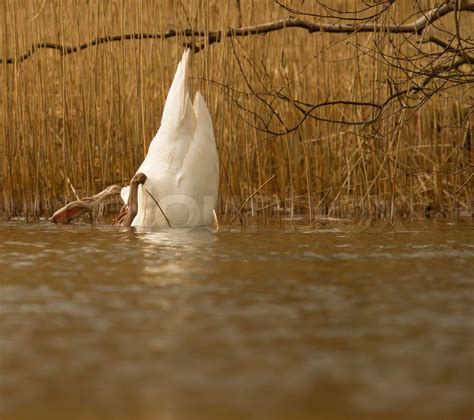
[50,173,147,226]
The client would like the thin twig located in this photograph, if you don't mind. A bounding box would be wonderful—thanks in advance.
[230,174,276,225]
[144,187,172,227]
[453,173,473,195]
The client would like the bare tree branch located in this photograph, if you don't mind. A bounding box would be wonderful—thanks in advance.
[1,1,472,64]
[423,36,474,63]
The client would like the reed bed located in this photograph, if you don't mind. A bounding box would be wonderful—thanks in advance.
[1,0,472,223]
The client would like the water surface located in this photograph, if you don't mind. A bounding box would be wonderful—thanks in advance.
[0,220,473,419]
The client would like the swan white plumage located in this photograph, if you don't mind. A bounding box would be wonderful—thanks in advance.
[121,49,219,228]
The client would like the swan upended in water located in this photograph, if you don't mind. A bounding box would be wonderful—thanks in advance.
[121,49,219,227]
[50,49,219,227]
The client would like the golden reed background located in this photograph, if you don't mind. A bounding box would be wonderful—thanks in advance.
[1,0,472,222]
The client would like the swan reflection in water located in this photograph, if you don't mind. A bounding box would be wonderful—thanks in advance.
[132,227,218,285]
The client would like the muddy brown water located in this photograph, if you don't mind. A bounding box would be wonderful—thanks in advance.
[0,220,473,419]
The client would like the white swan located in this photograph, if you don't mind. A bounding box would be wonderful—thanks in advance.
[49,49,218,227]
[121,49,219,228]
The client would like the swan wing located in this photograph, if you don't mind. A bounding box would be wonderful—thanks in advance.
[187,92,219,186]
[175,92,219,225]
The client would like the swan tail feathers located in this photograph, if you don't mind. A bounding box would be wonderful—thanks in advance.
[160,49,195,129]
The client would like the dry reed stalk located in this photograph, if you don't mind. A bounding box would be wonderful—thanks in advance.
[0,0,472,222]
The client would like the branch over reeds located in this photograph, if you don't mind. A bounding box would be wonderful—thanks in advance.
[2,1,473,64]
